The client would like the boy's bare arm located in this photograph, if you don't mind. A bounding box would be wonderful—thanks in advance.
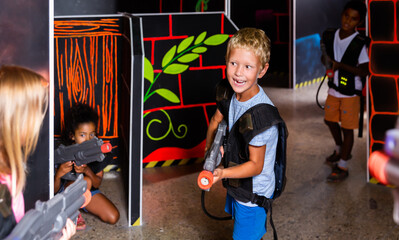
[333,61,369,78]
[205,109,224,152]
[213,144,266,183]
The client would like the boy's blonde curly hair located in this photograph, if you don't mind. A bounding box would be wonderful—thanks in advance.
[225,28,271,69]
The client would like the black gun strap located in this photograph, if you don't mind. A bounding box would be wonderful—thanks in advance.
[251,194,278,240]
[358,95,364,138]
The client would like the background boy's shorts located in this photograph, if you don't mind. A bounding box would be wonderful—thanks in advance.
[324,95,360,129]
[225,194,267,240]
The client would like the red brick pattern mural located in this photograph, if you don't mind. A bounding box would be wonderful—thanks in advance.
[140,13,237,167]
[368,0,399,159]
[125,0,224,14]
[368,0,399,184]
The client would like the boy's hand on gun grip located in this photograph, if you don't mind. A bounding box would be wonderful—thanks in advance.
[213,167,224,184]
[332,60,340,71]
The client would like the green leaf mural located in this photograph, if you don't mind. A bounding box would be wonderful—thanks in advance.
[144,57,154,83]
[144,31,229,141]
[178,53,200,63]
[194,32,207,45]
[192,47,207,53]
[144,31,228,104]
[164,63,189,74]
[154,89,180,103]
[177,36,194,53]
[204,34,229,46]
[162,45,176,68]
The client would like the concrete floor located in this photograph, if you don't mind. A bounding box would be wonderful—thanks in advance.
[72,83,399,240]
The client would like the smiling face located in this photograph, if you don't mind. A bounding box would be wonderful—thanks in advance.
[71,122,96,144]
[226,47,268,102]
[340,8,363,37]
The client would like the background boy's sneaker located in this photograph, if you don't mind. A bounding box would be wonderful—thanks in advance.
[325,151,352,167]
[327,165,348,182]
[325,151,340,166]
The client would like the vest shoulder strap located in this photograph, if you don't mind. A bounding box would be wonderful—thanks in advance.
[240,103,284,144]
[341,33,370,66]
[215,79,234,118]
[322,28,337,59]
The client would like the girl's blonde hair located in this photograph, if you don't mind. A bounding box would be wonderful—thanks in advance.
[0,65,48,198]
[225,28,271,69]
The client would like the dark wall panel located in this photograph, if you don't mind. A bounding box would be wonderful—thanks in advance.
[369,0,399,160]
[231,0,290,87]
[54,0,118,16]
[0,0,50,210]
[294,0,348,88]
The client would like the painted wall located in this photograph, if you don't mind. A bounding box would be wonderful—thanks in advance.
[368,0,399,183]
[53,17,122,169]
[139,13,237,167]
[53,15,144,226]
[54,0,224,16]
[121,0,224,13]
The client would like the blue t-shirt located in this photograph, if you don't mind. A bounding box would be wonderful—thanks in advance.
[228,85,278,207]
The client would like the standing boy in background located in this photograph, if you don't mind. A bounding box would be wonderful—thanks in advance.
[205,28,280,240]
[321,0,369,182]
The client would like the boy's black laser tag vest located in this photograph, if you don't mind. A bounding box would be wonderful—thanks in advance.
[322,28,370,96]
[216,79,288,240]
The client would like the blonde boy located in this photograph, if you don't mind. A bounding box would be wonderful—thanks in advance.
[205,28,278,240]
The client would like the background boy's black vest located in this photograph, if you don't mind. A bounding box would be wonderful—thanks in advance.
[322,28,370,96]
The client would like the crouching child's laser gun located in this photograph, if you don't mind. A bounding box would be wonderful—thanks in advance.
[54,137,112,180]
[369,128,399,225]
[5,175,89,240]
[197,120,227,190]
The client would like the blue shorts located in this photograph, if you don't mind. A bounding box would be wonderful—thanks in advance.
[225,194,267,240]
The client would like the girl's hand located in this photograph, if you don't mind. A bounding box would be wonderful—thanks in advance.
[57,161,74,176]
[59,218,76,240]
[74,164,89,174]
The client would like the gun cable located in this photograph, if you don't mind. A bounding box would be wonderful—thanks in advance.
[316,74,328,110]
[201,190,232,221]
